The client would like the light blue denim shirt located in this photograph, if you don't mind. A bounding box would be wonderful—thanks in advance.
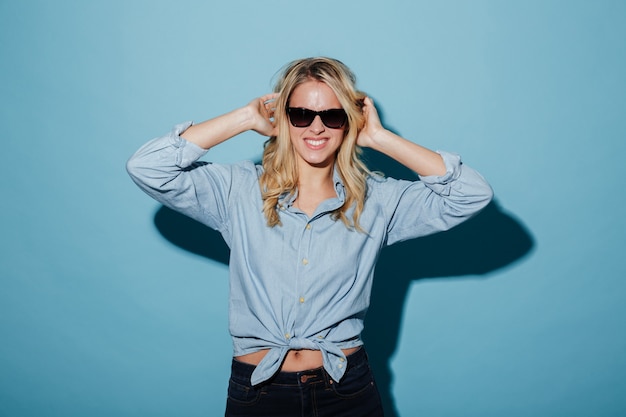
[127,121,493,385]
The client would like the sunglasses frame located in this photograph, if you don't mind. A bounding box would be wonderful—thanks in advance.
[287,107,348,129]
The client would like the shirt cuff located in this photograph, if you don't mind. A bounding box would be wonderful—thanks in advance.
[168,121,209,168]
[418,150,462,196]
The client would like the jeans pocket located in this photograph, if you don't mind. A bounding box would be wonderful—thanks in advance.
[227,378,263,406]
[331,361,376,399]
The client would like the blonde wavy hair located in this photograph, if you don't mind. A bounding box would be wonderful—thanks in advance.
[259,57,370,230]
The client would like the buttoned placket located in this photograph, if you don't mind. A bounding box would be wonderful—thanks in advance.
[277,175,346,352]
[286,205,314,344]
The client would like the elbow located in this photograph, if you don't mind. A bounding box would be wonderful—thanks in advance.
[471,181,494,217]
[125,152,148,186]
[125,154,140,181]
[468,166,494,210]
[483,183,495,206]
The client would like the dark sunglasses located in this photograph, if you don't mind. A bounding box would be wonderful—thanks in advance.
[287,107,348,129]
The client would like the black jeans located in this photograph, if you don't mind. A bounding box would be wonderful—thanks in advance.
[225,347,384,417]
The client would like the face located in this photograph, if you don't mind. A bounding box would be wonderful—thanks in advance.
[287,80,346,170]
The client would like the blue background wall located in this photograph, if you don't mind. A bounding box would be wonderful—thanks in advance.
[1,1,624,416]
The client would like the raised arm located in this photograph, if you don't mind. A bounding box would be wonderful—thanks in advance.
[356,97,446,177]
[181,93,279,149]
[356,97,493,243]
[126,94,278,230]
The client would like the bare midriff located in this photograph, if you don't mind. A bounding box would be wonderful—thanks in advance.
[236,347,361,372]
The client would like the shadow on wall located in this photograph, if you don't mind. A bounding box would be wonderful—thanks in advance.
[153,150,534,417]
[364,200,533,417]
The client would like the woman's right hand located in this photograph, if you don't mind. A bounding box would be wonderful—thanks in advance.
[247,93,279,137]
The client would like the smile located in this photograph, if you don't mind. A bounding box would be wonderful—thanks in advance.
[304,138,328,148]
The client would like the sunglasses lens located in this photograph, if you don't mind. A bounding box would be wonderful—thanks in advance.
[288,108,347,129]
[320,109,347,129]
[288,108,315,127]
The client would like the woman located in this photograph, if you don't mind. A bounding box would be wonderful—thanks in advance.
[127,57,493,416]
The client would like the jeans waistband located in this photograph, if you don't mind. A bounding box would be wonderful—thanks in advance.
[230,346,366,387]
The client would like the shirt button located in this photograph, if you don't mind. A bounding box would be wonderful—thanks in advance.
[285,333,291,339]
[338,364,343,369]
[299,297,305,303]
[302,258,309,265]
[340,357,345,362]
[306,224,311,230]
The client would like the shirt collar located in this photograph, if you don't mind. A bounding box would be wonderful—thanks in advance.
[333,164,346,203]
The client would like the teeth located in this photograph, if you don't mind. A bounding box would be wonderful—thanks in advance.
[306,139,325,146]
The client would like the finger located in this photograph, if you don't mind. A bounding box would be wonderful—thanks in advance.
[264,102,276,116]
[261,92,279,104]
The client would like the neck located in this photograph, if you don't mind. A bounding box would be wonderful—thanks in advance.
[297,161,335,189]
[293,160,338,216]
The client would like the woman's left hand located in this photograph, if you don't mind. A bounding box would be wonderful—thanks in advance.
[355,97,447,176]
[356,97,385,148]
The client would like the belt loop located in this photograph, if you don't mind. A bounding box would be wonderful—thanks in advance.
[321,366,334,387]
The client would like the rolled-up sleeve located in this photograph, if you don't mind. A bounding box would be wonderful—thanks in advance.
[382,150,493,246]
[126,121,233,232]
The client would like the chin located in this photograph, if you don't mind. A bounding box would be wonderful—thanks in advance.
[302,155,335,168]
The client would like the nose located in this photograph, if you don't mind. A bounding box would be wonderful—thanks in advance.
[309,115,326,133]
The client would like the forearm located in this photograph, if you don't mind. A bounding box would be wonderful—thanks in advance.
[367,129,446,177]
[181,106,254,150]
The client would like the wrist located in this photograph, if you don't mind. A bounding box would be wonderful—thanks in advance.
[367,128,393,151]
[235,105,255,131]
